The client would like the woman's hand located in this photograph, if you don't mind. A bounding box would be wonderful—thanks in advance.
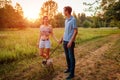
[58,39,62,44]
[58,37,63,44]
[56,40,59,43]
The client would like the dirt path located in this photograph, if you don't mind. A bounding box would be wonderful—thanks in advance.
[53,34,120,80]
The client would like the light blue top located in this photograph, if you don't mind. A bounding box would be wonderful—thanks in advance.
[63,16,77,41]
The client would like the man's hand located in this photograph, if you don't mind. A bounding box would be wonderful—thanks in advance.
[67,41,72,48]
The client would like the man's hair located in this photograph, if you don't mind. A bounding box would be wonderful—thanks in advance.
[64,6,72,14]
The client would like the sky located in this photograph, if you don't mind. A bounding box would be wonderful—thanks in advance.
[12,0,97,19]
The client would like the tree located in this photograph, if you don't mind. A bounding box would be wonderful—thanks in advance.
[54,13,65,27]
[98,0,120,28]
[83,20,91,28]
[0,0,12,8]
[15,3,23,16]
[80,13,86,24]
[0,4,16,28]
[83,0,101,15]
[84,0,120,28]
[39,0,58,28]
[72,11,79,27]
[77,13,81,27]
[40,0,58,19]
[72,12,88,27]
[92,16,101,28]
[73,11,77,19]
[0,4,26,29]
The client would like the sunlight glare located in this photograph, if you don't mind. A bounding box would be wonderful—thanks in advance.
[24,10,39,21]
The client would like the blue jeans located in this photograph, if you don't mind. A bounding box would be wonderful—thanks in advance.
[63,41,75,76]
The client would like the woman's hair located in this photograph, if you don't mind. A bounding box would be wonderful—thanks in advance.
[43,16,48,20]
[42,16,49,24]
[64,6,72,14]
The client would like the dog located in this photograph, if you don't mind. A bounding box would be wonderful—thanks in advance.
[42,58,54,72]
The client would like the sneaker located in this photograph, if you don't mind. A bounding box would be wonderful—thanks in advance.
[42,59,47,65]
[64,69,70,73]
[66,75,74,80]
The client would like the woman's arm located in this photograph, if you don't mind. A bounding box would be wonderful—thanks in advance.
[37,30,41,47]
[59,36,63,44]
[38,33,41,43]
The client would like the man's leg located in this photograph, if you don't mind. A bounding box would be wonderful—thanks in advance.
[63,41,70,72]
[68,42,75,77]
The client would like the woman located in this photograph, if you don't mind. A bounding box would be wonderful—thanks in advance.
[38,16,58,59]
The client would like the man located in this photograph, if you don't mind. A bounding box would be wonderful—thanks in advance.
[59,6,78,79]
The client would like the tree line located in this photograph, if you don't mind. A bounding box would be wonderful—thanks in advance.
[83,0,120,28]
[0,0,120,30]
[0,2,27,29]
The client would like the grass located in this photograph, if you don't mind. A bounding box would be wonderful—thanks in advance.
[0,28,120,63]
[104,38,120,62]
[0,28,120,80]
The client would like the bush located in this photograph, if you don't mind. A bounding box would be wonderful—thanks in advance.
[83,20,92,28]
[110,20,120,28]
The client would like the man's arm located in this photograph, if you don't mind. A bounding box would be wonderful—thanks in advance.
[67,28,78,48]
[70,28,78,42]
[67,18,78,48]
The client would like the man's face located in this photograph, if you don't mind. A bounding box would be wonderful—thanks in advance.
[63,9,68,16]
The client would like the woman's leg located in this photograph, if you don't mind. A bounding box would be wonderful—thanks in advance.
[45,40,51,59]
[39,48,46,58]
[39,40,47,58]
[46,48,50,59]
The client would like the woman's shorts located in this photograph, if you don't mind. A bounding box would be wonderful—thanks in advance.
[39,40,51,48]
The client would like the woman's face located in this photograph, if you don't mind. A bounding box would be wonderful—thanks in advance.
[43,17,48,24]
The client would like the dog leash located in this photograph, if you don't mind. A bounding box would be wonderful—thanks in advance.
[49,44,60,57]
[42,44,60,65]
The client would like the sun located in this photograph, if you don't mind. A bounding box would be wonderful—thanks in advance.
[24,10,39,21]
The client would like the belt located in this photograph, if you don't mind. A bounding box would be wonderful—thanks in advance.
[41,39,49,41]
[63,41,75,43]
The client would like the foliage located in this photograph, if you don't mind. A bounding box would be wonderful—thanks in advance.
[0,0,12,8]
[40,0,58,19]
[38,0,64,28]
[49,12,65,28]
[83,0,101,14]
[15,3,23,16]
[83,0,120,28]
[0,0,120,29]
[0,4,26,29]
[102,0,120,27]
[110,20,120,28]
[83,20,91,28]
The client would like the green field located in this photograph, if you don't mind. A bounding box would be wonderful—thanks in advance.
[0,28,120,63]
[0,28,120,80]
